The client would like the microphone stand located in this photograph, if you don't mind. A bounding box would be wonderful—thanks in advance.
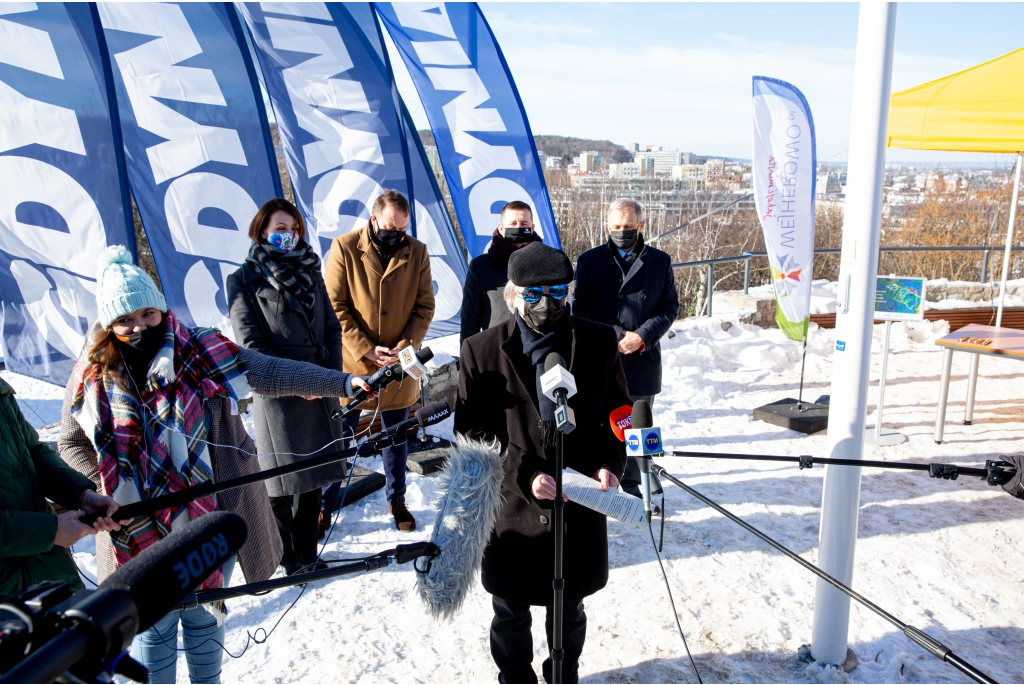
[649,463,997,685]
[176,542,440,609]
[664,450,1016,485]
[551,431,565,685]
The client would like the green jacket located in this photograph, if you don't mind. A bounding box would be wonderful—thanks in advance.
[0,378,95,595]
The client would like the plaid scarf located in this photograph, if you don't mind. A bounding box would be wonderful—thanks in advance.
[244,239,320,321]
[68,309,250,589]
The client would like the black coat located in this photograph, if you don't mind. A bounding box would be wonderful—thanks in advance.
[455,316,631,605]
[573,239,679,395]
[460,253,513,345]
[226,261,346,498]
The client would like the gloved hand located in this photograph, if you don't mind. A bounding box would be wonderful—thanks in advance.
[999,453,1024,500]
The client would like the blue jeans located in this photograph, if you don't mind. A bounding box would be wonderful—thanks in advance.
[325,406,410,508]
[130,557,235,684]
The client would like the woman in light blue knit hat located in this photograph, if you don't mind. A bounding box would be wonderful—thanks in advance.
[59,245,374,685]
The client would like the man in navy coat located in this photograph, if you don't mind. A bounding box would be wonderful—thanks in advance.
[573,198,679,493]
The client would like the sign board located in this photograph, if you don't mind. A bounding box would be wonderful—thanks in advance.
[874,277,926,321]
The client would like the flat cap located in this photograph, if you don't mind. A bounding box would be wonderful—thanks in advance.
[507,242,574,287]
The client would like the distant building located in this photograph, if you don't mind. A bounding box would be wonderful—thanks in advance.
[636,156,655,176]
[633,148,685,173]
[671,164,703,180]
[609,162,641,178]
[816,173,843,198]
[545,156,562,169]
[704,158,725,181]
[578,150,600,173]
[567,163,581,174]
[537,151,547,167]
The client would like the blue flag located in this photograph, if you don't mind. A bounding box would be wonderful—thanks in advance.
[0,3,135,384]
[238,1,466,338]
[375,2,560,257]
[97,2,281,333]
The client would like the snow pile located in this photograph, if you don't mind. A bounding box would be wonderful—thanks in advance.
[4,316,1023,684]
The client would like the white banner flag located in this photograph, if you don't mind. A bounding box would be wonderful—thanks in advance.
[752,77,817,341]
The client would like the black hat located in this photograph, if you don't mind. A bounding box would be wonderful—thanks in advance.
[507,242,574,287]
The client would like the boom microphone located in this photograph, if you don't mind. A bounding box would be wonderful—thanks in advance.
[332,347,434,419]
[417,436,504,620]
[360,400,451,446]
[100,511,247,632]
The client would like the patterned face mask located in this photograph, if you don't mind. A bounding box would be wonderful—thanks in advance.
[266,231,297,252]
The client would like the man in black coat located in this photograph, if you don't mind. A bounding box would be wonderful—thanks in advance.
[455,242,631,684]
[459,200,542,345]
[573,198,679,495]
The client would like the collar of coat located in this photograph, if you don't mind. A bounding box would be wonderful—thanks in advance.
[240,261,307,316]
[356,223,413,277]
[499,314,579,413]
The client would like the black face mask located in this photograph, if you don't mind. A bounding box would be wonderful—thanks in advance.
[115,319,166,359]
[502,226,533,243]
[372,220,407,249]
[522,295,569,333]
[609,229,639,250]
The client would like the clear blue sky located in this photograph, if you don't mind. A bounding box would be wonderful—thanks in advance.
[387,3,1024,166]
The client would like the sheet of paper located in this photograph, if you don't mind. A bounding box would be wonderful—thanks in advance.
[562,467,647,530]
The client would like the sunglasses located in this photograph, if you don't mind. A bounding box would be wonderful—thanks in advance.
[519,284,569,303]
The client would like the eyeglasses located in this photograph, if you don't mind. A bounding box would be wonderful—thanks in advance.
[518,284,569,303]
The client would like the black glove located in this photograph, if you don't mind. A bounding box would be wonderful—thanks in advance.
[999,454,1024,500]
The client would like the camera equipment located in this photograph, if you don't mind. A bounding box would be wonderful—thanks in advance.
[82,400,452,527]
[541,353,576,435]
[331,346,434,420]
[0,512,246,684]
[176,542,440,609]
[649,464,996,684]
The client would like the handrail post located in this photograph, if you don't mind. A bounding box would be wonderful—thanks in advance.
[743,253,751,294]
[706,263,713,316]
[981,249,989,284]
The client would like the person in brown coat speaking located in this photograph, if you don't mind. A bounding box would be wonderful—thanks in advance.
[455,242,631,683]
[324,189,434,532]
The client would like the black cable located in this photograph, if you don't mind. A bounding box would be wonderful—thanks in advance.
[646,515,702,684]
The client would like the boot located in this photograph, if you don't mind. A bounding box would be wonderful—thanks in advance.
[389,499,416,532]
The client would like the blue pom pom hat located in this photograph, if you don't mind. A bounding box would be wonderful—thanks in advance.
[95,245,167,329]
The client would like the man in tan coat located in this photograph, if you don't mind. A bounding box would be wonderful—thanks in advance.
[324,189,434,531]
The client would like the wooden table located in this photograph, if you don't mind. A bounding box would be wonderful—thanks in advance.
[933,323,1024,442]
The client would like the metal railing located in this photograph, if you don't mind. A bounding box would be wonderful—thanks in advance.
[672,245,1024,316]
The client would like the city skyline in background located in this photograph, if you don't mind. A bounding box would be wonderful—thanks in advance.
[384,2,1024,167]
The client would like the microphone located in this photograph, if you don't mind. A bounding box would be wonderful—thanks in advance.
[541,353,577,434]
[100,511,248,632]
[360,400,451,446]
[417,435,505,619]
[332,347,434,419]
[625,400,663,520]
[609,404,633,442]
[0,512,246,684]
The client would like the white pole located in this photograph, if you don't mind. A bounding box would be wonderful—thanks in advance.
[873,320,892,438]
[995,152,1022,327]
[811,2,897,667]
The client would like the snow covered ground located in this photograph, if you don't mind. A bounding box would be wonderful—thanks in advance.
[5,315,1023,684]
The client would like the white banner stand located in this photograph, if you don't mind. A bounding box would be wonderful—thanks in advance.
[865,276,926,446]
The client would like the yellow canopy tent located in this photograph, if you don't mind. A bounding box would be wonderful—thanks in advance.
[888,46,1024,326]
[887,47,1024,425]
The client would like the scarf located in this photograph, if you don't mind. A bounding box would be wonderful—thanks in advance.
[369,224,407,271]
[245,239,320,321]
[517,314,572,448]
[488,228,541,267]
[68,309,251,589]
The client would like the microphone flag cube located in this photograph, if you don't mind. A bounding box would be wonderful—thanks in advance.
[624,427,663,457]
[399,346,429,381]
[540,364,577,401]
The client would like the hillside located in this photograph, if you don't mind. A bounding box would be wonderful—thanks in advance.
[417,130,632,163]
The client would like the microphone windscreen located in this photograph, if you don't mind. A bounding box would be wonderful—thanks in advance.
[100,511,247,632]
[632,400,653,429]
[416,347,434,363]
[609,405,633,442]
[415,400,451,427]
[544,352,566,373]
[418,436,504,620]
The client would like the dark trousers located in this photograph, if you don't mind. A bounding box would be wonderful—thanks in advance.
[270,488,321,566]
[324,406,411,509]
[490,596,587,684]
